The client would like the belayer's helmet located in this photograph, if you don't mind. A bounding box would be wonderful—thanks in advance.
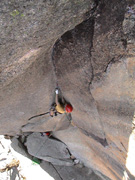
[65,104,73,113]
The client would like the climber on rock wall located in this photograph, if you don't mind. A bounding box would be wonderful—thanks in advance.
[50,88,73,116]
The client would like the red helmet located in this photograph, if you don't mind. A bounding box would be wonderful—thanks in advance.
[65,104,73,113]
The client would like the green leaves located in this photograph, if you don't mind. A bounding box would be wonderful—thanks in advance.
[10,10,20,17]
[10,10,24,18]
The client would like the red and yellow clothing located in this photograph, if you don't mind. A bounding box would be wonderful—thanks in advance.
[55,103,65,114]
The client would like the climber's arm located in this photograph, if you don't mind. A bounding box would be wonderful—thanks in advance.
[55,89,59,105]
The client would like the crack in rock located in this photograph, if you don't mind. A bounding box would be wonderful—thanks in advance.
[50,164,63,180]
[88,14,107,142]
[104,55,125,73]
[79,127,108,147]
[51,41,60,87]
[28,112,50,121]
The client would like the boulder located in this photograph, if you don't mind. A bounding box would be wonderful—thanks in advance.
[25,132,74,166]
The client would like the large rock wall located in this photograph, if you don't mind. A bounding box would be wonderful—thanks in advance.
[0,0,135,179]
[0,0,92,135]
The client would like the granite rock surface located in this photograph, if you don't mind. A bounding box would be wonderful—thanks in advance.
[0,0,135,179]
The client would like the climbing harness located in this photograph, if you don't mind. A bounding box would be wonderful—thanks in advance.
[49,103,57,117]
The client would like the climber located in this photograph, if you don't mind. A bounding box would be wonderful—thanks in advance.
[50,88,73,116]
[55,88,73,114]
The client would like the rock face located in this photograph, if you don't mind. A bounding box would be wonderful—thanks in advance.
[0,0,92,135]
[0,0,135,180]
[40,161,105,180]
